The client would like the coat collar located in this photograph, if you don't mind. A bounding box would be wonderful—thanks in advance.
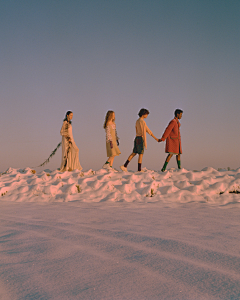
[174,117,181,127]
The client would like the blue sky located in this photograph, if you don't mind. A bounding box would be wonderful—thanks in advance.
[1,0,240,172]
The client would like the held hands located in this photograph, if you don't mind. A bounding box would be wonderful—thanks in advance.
[153,135,162,143]
[110,141,113,149]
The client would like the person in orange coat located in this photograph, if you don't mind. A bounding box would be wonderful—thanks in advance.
[159,109,183,172]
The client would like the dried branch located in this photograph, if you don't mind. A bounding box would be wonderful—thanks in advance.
[38,142,62,167]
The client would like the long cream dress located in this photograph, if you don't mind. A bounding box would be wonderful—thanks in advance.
[60,121,82,172]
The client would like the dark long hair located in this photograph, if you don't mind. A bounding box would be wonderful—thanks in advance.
[63,111,73,124]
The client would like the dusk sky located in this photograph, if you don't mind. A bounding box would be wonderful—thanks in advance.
[1,0,240,172]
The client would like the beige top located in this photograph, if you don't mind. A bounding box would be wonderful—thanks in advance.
[105,123,119,142]
[135,118,152,149]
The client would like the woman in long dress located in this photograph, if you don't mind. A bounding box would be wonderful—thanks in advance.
[60,111,82,172]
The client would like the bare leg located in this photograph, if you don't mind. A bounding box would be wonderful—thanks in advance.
[127,152,137,161]
[121,152,136,170]
[138,154,144,171]
[107,156,115,167]
[166,153,173,162]
[161,154,173,172]
[138,154,143,164]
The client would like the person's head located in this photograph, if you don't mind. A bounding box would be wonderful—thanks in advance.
[103,110,115,128]
[174,109,183,119]
[138,108,149,118]
[64,111,73,123]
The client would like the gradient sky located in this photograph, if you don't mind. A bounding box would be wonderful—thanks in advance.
[1,0,240,172]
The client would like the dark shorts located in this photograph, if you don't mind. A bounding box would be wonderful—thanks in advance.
[133,136,144,154]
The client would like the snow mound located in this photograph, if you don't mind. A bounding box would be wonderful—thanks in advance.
[1,167,240,204]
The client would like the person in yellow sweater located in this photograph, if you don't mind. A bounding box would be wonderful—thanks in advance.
[102,110,121,170]
[120,108,159,172]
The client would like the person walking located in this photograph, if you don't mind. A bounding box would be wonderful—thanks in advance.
[159,109,183,172]
[60,111,82,172]
[102,110,121,170]
[120,108,159,172]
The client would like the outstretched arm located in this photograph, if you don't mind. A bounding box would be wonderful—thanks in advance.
[150,133,159,142]
[115,128,120,145]
[161,120,175,141]
[145,124,159,142]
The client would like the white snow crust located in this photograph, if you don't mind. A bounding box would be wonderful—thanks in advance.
[1,167,240,205]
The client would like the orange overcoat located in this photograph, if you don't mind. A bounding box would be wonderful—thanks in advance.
[161,117,182,154]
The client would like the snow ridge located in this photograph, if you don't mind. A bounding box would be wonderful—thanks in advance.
[0,167,240,204]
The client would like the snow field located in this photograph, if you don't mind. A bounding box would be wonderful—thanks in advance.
[0,202,240,299]
[0,167,240,205]
[1,167,240,299]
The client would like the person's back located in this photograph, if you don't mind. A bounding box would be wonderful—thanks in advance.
[159,109,183,172]
[120,108,159,172]
[135,117,152,149]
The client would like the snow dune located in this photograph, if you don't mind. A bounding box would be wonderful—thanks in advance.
[1,167,240,299]
[0,167,240,205]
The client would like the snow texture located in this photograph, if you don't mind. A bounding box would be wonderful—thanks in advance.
[0,167,240,299]
[1,167,240,204]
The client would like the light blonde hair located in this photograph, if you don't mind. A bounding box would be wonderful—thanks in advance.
[103,110,115,129]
